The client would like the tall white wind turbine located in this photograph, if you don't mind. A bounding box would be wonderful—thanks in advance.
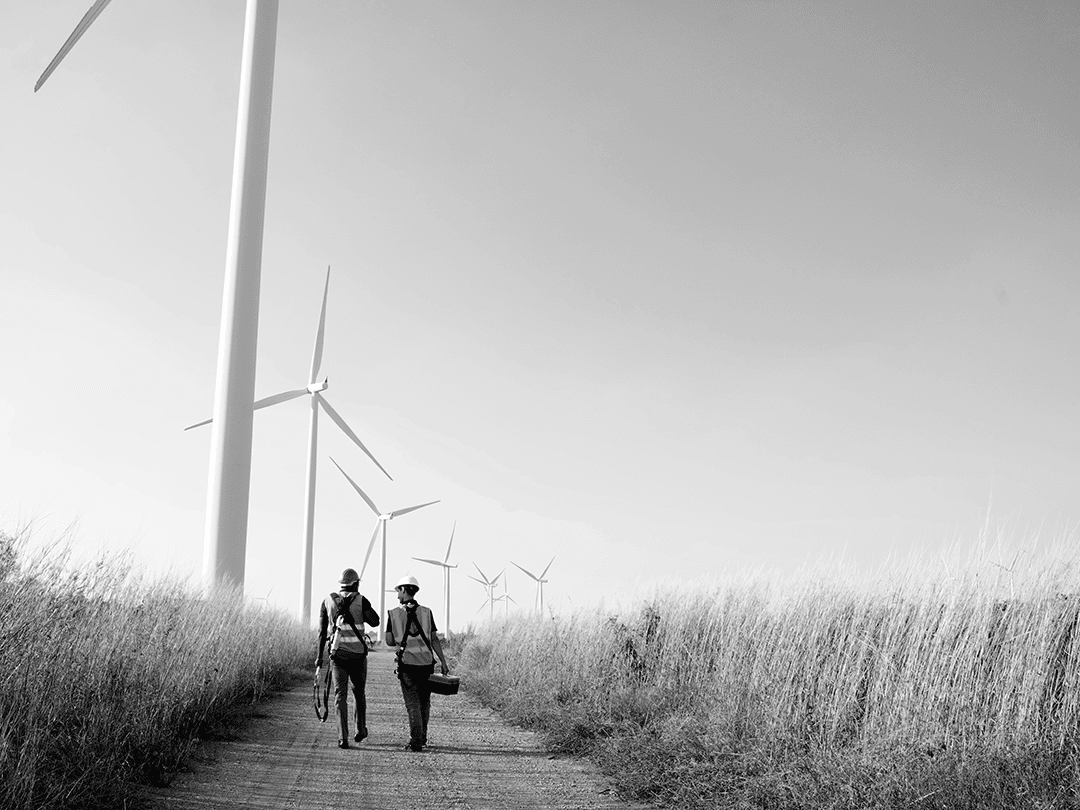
[186,267,391,624]
[511,557,555,615]
[412,522,458,636]
[330,458,439,633]
[36,0,282,596]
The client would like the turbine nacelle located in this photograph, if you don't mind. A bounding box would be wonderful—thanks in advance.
[306,379,328,394]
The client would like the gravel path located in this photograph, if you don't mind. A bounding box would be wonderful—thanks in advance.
[146,649,648,809]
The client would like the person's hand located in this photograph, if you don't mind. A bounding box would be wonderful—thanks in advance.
[315,656,323,668]
[440,661,449,676]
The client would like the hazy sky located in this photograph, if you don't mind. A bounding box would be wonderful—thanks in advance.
[2,2,1078,627]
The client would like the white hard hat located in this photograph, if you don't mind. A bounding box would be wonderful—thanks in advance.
[395,574,420,591]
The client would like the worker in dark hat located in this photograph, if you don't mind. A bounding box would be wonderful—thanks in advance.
[316,567,380,749]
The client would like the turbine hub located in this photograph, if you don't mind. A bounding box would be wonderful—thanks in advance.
[307,380,328,394]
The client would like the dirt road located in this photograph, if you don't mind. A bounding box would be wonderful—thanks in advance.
[147,649,647,809]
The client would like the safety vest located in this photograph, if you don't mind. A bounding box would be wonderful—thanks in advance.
[388,603,436,665]
[326,592,369,658]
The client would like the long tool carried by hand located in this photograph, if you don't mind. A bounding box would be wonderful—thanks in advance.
[313,662,332,721]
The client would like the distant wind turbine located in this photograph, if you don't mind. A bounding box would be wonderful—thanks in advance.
[412,522,458,635]
[511,556,555,615]
[330,457,439,634]
[469,565,503,621]
[186,267,391,624]
[36,0,282,596]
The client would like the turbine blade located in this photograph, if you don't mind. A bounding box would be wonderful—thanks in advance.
[467,575,486,586]
[309,266,330,383]
[540,556,556,579]
[317,395,392,481]
[184,387,306,430]
[412,557,446,567]
[329,456,381,517]
[492,569,505,586]
[472,563,490,583]
[359,521,380,580]
[511,561,540,581]
[390,500,440,519]
[35,0,113,92]
[474,601,488,616]
[254,388,308,410]
[444,521,456,563]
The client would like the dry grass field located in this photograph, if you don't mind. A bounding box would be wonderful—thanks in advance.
[459,544,1080,809]
[0,529,310,810]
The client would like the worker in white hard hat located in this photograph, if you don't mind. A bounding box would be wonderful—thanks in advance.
[317,567,380,749]
[384,574,450,752]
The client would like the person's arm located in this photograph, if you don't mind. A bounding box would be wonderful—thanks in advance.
[315,600,329,665]
[430,631,449,675]
[362,596,380,627]
[383,611,395,648]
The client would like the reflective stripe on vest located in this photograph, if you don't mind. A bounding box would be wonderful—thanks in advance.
[327,594,367,655]
[389,604,435,665]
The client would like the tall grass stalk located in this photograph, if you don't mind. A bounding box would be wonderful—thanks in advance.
[0,529,310,810]
[460,543,1080,808]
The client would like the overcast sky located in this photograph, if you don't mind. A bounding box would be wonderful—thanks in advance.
[2,1,1078,627]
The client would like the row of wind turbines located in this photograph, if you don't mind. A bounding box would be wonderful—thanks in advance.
[31,4,557,631]
[185,267,440,625]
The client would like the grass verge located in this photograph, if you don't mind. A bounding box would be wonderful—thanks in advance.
[0,529,310,810]
[458,551,1080,809]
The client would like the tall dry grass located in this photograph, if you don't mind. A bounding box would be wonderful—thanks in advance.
[460,543,1080,808]
[0,529,310,810]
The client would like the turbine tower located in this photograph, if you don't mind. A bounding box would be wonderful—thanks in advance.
[412,522,458,636]
[186,267,391,623]
[330,458,439,633]
[511,557,555,615]
[36,0,282,595]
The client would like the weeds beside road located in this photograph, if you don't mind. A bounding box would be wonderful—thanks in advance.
[460,553,1080,809]
[0,530,310,810]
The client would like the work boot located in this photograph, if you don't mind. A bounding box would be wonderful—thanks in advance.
[338,740,349,749]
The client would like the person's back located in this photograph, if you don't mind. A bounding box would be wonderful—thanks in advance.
[316,568,379,748]
[384,575,450,752]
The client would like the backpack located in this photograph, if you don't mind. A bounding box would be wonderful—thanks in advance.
[328,592,369,659]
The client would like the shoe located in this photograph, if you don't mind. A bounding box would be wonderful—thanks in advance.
[353,730,367,743]
[405,742,423,752]
[338,740,350,749]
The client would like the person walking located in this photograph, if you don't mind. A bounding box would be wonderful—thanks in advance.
[316,567,380,749]
[384,574,450,752]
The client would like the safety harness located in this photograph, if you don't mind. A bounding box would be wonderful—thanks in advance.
[395,602,435,679]
[313,592,367,722]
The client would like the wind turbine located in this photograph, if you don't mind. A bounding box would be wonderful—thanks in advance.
[412,522,458,636]
[469,565,503,621]
[186,267,391,624]
[511,557,555,615]
[36,0,282,596]
[494,578,517,618]
[330,457,439,633]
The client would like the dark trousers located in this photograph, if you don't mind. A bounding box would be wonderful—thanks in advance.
[398,663,435,748]
[331,653,368,741]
